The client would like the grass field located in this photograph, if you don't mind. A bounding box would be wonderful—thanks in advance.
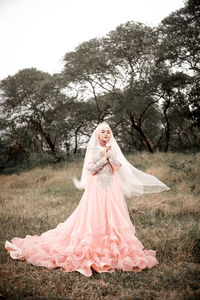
[0,152,200,300]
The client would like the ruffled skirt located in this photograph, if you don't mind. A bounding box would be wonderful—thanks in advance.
[5,174,158,277]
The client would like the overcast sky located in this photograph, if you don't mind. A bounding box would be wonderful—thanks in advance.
[0,0,185,80]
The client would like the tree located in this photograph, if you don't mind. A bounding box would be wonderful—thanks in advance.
[62,22,165,153]
[158,0,200,74]
[0,68,73,158]
[62,38,115,122]
[157,0,200,150]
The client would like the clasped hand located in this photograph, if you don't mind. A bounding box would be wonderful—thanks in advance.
[103,145,111,160]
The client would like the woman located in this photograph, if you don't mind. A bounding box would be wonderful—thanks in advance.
[5,123,169,277]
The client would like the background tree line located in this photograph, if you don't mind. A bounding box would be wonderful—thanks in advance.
[0,0,199,173]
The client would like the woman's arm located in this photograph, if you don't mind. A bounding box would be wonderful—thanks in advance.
[87,156,108,175]
[107,149,121,171]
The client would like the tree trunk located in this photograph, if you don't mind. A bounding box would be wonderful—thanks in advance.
[44,134,56,154]
[74,124,83,154]
[137,126,154,153]
[163,99,171,152]
[30,119,56,154]
[130,116,154,153]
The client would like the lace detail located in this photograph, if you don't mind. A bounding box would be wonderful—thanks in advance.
[87,157,107,174]
[96,163,114,190]
[87,147,121,190]
[108,151,121,169]
[87,147,115,190]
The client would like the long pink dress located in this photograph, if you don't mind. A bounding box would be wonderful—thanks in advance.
[5,146,158,277]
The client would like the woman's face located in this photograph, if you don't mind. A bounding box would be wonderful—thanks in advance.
[99,126,111,143]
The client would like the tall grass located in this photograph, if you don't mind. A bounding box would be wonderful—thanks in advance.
[0,152,199,299]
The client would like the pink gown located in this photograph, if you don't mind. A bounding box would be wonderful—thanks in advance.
[5,146,158,277]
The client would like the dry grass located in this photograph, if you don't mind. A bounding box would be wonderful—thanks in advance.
[0,152,200,300]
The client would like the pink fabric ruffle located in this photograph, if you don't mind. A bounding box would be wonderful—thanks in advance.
[5,167,158,277]
[5,225,158,277]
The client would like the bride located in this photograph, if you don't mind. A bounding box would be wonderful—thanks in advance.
[5,122,169,277]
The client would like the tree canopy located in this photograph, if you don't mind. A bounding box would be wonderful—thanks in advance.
[0,0,199,172]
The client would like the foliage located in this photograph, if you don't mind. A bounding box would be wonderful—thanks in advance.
[0,68,74,155]
[0,0,200,169]
[157,0,200,151]
[158,0,200,74]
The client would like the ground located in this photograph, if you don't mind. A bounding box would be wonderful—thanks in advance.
[0,152,199,299]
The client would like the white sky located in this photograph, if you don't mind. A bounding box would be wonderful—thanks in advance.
[0,0,185,80]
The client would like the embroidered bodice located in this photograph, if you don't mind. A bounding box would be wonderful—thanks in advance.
[87,146,121,190]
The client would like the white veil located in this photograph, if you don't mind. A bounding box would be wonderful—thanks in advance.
[73,123,170,197]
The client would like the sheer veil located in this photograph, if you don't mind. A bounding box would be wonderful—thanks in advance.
[73,123,170,197]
